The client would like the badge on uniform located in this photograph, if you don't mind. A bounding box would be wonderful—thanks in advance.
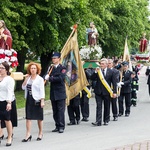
[62,69,66,73]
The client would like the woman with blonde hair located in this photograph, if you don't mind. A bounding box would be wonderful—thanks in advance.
[22,62,45,142]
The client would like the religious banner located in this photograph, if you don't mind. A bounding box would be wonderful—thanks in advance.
[61,29,89,105]
[123,37,132,71]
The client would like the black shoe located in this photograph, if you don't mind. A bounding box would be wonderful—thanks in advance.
[6,138,12,147]
[67,122,76,125]
[22,135,32,142]
[125,113,129,117]
[52,128,59,132]
[81,118,89,122]
[59,129,64,133]
[36,135,43,141]
[76,120,80,124]
[118,113,123,117]
[6,142,12,147]
[91,122,101,126]
[113,117,118,121]
[0,135,4,140]
[104,122,109,125]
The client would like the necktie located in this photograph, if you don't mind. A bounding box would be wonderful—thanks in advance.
[102,69,105,77]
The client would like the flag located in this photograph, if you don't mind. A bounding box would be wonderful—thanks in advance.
[123,37,132,71]
[61,30,89,105]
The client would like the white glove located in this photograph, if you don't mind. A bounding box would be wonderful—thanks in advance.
[120,82,124,85]
[45,74,49,80]
[117,82,122,88]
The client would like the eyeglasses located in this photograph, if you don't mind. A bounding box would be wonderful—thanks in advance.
[0,67,5,70]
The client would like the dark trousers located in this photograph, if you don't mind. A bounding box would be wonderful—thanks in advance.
[95,94,110,124]
[110,97,118,117]
[148,84,150,96]
[131,90,137,106]
[118,93,131,114]
[67,97,80,123]
[51,99,65,130]
[80,94,89,118]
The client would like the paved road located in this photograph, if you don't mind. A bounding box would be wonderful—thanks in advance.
[1,66,150,150]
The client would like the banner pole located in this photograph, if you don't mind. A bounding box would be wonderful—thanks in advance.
[61,24,77,53]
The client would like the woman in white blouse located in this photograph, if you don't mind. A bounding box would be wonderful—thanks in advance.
[0,62,14,146]
[22,62,45,142]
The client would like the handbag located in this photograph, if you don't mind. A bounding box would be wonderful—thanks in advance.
[34,100,40,106]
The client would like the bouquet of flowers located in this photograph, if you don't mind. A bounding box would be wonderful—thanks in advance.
[0,48,18,68]
[79,45,103,60]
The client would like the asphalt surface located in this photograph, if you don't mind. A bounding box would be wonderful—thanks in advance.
[1,65,150,150]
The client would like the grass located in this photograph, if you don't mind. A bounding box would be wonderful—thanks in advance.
[15,84,50,109]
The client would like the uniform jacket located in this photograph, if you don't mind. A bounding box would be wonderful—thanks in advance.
[145,66,150,85]
[120,70,132,93]
[49,64,66,101]
[91,68,117,95]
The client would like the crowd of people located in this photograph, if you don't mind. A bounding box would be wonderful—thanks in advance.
[0,20,142,147]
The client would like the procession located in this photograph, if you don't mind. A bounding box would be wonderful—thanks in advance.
[1,0,150,149]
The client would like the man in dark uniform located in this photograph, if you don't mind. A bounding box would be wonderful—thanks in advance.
[67,93,80,125]
[45,52,66,133]
[145,66,150,96]
[118,61,132,117]
[91,58,117,126]
[108,59,120,121]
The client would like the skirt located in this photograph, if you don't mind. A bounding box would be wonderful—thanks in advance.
[0,101,11,121]
[25,93,43,120]
[1,100,18,128]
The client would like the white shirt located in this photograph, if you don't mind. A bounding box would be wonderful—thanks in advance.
[0,76,15,102]
[22,75,45,101]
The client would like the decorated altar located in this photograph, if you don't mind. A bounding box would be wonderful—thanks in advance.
[79,45,102,69]
[135,52,150,61]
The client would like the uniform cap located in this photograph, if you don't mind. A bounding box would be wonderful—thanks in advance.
[122,61,129,66]
[52,52,61,58]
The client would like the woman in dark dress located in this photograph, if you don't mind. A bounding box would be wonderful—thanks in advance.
[22,62,45,142]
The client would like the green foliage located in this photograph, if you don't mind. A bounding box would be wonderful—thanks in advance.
[0,0,150,72]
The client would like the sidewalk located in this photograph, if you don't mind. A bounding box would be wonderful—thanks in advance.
[108,140,150,150]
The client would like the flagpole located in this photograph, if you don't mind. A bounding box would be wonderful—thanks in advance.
[61,24,78,53]
[118,36,128,96]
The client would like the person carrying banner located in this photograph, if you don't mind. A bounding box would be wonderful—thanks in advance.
[91,58,117,126]
[45,52,67,133]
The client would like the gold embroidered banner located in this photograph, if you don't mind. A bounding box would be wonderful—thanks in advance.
[61,31,89,105]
